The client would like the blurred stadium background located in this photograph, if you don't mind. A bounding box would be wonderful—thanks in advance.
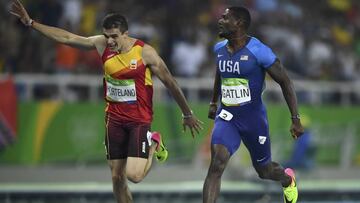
[0,0,360,202]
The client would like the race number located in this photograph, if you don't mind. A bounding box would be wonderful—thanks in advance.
[219,109,233,121]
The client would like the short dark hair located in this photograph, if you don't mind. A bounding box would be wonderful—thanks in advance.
[228,6,251,30]
[102,13,128,33]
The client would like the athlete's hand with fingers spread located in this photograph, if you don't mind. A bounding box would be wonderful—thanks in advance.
[208,103,217,120]
[182,115,203,138]
[290,119,304,139]
[9,0,32,26]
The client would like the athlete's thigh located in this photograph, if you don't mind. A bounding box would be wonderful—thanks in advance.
[126,123,151,174]
[239,118,271,166]
[126,157,148,176]
[127,123,151,158]
[105,117,129,160]
[211,118,241,156]
[108,159,127,176]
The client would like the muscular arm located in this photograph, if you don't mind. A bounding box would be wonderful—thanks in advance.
[266,59,299,117]
[208,68,220,119]
[210,70,221,104]
[32,22,104,50]
[9,0,105,52]
[142,45,192,116]
[267,59,304,138]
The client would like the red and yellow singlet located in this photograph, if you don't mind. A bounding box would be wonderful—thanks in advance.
[102,40,153,123]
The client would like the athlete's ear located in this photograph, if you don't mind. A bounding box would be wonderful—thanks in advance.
[236,19,244,28]
[122,30,129,36]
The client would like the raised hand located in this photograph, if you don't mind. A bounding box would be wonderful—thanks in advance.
[9,0,32,26]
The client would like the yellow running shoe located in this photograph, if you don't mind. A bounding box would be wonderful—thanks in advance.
[283,168,298,203]
[151,132,168,163]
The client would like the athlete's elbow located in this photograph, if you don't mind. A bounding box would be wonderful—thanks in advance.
[162,77,177,90]
[277,78,292,88]
[57,33,77,44]
[53,35,70,44]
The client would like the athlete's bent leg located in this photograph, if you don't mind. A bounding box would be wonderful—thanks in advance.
[254,161,292,187]
[108,159,132,203]
[203,144,231,203]
[126,143,157,183]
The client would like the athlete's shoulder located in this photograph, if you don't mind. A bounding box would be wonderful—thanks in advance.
[246,37,276,68]
[88,35,107,56]
[142,43,157,55]
[214,39,228,52]
[142,43,161,67]
[134,39,145,47]
[246,37,271,53]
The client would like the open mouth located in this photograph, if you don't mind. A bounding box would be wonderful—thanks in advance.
[218,25,224,31]
[218,27,224,33]
[109,44,117,50]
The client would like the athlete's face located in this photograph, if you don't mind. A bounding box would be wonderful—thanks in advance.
[103,28,127,51]
[218,9,239,38]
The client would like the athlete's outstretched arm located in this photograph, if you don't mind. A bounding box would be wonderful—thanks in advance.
[142,44,203,137]
[208,69,221,120]
[9,0,103,50]
[266,59,304,139]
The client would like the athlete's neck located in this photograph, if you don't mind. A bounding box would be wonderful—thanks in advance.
[117,37,136,54]
[227,33,248,54]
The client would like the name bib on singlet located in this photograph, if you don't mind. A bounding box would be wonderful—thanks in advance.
[105,75,137,102]
[221,78,251,106]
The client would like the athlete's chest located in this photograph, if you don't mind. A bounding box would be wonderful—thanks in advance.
[104,56,145,78]
[216,49,259,77]
[102,46,145,79]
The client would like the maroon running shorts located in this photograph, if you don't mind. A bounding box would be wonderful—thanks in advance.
[104,116,151,160]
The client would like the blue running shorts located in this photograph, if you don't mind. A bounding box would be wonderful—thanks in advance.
[211,116,272,166]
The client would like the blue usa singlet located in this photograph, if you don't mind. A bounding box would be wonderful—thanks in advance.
[211,36,276,166]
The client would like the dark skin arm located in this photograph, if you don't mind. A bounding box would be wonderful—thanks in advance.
[266,59,304,139]
[208,70,221,119]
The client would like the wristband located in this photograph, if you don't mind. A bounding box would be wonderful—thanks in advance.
[26,19,33,27]
[209,102,217,105]
[291,114,300,120]
[182,110,193,119]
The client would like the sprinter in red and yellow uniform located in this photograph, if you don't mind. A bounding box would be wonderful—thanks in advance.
[102,39,154,124]
[10,1,203,202]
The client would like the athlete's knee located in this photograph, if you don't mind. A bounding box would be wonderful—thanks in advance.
[255,164,272,179]
[112,174,127,187]
[127,172,145,184]
[209,155,228,175]
[257,169,271,179]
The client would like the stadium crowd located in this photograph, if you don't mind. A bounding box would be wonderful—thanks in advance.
[0,0,359,81]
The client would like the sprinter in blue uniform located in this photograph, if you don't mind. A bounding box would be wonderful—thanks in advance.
[202,7,304,203]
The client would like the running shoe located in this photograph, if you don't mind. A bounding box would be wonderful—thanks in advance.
[151,132,168,163]
[283,168,298,203]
